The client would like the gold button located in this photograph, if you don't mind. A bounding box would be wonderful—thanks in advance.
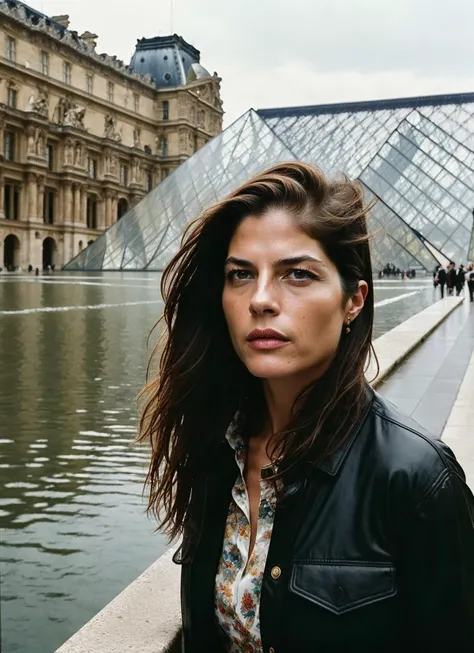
[270,566,281,580]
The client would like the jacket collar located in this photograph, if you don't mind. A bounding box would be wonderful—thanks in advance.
[317,386,374,476]
[221,386,375,479]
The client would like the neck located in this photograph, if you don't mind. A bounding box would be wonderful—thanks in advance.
[261,377,308,440]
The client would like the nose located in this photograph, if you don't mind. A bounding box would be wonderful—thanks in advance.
[249,278,280,316]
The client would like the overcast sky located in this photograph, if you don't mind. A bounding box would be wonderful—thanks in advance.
[38,0,474,125]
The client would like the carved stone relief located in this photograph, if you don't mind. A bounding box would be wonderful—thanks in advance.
[197,109,206,129]
[55,97,86,129]
[178,94,189,119]
[154,131,164,155]
[210,114,221,134]
[133,127,142,149]
[104,114,116,138]
[34,128,45,156]
[104,149,118,176]
[63,104,86,129]
[74,141,84,167]
[26,126,36,156]
[211,73,223,109]
[103,115,122,142]
[179,129,187,152]
[26,126,45,157]
[63,139,74,165]
[131,158,142,184]
[26,90,49,118]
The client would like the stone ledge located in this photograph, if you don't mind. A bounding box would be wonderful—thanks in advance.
[55,296,464,653]
[442,344,474,490]
[369,296,463,388]
[55,547,181,653]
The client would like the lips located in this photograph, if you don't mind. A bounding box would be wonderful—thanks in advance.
[247,328,289,342]
[246,329,290,350]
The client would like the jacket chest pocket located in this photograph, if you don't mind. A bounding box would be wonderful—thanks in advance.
[289,561,397,615]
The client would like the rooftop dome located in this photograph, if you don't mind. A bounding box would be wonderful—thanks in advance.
[130,34,202,88]
[186,62,212,83]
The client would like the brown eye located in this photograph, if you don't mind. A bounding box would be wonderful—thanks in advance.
[287,268,317,281]
[226,269,253,282]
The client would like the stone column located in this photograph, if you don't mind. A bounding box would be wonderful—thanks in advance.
[37,176,45,223]
[110,194,117,226]
[19,182,26,222]
[0,118,4,159]
[58,184,64,225]
[0,170,5,219]
[80,188,87,225]
[98,196,106,229]
[106,192,112,227]
[73,183,81,224]
[27,173,38,221]
[64,182,73,225]
[103,191,108,227]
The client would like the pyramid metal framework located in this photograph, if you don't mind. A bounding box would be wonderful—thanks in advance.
[65,93,474,271]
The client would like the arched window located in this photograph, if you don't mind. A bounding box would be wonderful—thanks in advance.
[3,234,21,270]
[117,198,129,221]
[42,237,57,270]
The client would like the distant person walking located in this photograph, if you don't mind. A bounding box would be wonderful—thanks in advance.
[447,262,456,296]
[466,264,474,302]
[456,264,465,296]
[437,265,447,298]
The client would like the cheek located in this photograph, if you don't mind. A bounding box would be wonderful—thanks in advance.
[298,297,344,346]
[222,293,240,337]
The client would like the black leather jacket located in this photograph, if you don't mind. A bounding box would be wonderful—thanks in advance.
[179,391,474,652]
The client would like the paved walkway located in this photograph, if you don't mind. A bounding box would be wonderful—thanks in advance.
[379,297,474,486]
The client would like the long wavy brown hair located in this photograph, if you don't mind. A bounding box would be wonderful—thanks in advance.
[137,162,377,545]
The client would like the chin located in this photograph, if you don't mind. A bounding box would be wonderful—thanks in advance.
[243,359,300,380]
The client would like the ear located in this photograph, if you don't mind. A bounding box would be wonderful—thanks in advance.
[346,281,369,321]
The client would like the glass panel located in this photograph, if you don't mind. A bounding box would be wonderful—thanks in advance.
[65,111,295,271]
[65,100,474,272]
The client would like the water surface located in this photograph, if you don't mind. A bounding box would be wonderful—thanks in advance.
[0,273,436,653]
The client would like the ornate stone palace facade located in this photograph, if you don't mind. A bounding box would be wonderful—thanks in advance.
[0,1,223,270]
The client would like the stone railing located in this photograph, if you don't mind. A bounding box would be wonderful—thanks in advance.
[55,296,463,653]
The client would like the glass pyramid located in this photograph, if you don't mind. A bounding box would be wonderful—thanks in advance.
[65,93,474,271]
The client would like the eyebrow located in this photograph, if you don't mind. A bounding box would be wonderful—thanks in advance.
[224,255,326,268]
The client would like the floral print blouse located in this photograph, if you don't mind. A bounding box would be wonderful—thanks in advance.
[215,423,277,653]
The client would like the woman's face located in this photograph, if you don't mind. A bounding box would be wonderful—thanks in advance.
[222,208,367,386]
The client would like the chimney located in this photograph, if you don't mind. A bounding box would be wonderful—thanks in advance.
[80,31,98,50]
[52,15,71,29]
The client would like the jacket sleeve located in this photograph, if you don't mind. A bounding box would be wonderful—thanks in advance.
[399,469,474,651]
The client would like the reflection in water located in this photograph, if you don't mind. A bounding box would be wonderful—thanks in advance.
[0,273,166,653]
[0,273,436,653]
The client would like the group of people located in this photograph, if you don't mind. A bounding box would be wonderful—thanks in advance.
[378,262,417,279]
[434,262,474,301]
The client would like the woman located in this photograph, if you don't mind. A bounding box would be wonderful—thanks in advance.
[138,163,474,653]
